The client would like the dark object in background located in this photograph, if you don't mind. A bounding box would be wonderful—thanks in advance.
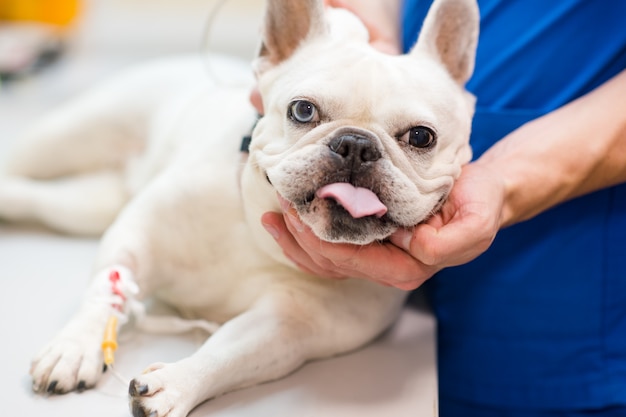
[0,0,79,83]
[0,24,64,81]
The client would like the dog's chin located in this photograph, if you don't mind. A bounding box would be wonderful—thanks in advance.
[295,196,398,245]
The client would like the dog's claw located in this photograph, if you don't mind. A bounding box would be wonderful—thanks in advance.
[131,401,146,417]
[47,380,58,394]
[131,400,158,417]
[77,380,86,392]
[128,365,189,417]
[129,379,150,396]
[31,333,106,396]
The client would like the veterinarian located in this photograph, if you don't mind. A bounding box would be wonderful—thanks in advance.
[258,0,626,416]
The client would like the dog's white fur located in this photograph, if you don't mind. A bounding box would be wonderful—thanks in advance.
[0,0,478,416]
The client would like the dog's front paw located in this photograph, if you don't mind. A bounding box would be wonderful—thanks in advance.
[129,363,195,417]
[30,332,104,395]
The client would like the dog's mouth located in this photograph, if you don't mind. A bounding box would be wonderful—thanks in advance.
[289,181,396,244]
[314,182,387,219]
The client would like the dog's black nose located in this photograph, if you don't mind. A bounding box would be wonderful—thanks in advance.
[328,134,381,168]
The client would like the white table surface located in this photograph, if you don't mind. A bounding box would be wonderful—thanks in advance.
[0,1,437,415]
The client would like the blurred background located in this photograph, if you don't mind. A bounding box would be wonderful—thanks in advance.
[0,0,263,162]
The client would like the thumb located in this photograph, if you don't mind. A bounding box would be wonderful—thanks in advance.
[249,88,264,115]
[389,224,442,267]
[389,227,413,252]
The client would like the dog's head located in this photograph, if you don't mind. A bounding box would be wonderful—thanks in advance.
[243,0,478,245]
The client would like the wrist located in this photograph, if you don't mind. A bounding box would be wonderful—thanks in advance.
[473,71,626,228]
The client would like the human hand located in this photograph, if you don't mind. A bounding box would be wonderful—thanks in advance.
[261,163,506,290]
[325,0,401,55]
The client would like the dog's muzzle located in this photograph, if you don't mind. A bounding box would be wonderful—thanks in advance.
[312,130,388,219]
[328,132,381,172]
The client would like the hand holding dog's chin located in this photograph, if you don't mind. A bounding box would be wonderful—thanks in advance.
[261,164,506,291]
[390,163,506,280]
[262,210,435,290]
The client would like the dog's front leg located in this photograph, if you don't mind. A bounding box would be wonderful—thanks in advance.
[30,265,138,394]
[128,291,331,417]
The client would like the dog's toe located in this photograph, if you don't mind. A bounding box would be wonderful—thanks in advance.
[76,380,87,393]
[30,336,103,395]
[129,379,151,397]
[128,363,194,417]
[129,377,171,417]
[130,399,161,417]
[46,380,59,394]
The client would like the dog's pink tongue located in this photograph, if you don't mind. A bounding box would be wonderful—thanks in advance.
[316,183,387,218]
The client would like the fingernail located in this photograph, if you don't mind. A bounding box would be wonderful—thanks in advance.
[278,195,291,212]
[287,212,305,233]
[390,228,412,251]
[275,195,304,233]
[262,221,280,240]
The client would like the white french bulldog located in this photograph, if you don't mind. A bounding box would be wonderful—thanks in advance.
[0,0,478,416]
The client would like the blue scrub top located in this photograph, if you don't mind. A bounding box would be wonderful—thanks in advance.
[402,0,626,412]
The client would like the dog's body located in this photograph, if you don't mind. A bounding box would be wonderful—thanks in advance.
[0,0,478,416]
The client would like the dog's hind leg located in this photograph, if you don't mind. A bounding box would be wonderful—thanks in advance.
[128,283,406,417]
[0,59,214,233]
[4,74,151,180]
[4,56,244,181]
[0,170,127,235]
[0,65,155,234]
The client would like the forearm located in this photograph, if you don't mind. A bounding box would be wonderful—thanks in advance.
[476,69,626,227]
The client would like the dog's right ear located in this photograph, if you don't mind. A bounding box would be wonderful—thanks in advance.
[254,0,328,75]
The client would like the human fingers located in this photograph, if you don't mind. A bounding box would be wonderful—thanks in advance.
[389,164,504,269]
[391,211,495,270]
[261,211,347,279]
[249,87,264,115]
[282,213,438,289]
[274,198,362,279]
[275,197,437,289]
[324,0,400,54]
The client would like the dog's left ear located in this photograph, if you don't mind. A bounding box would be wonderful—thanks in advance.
[254,0,328,75]
[411,0,479,85]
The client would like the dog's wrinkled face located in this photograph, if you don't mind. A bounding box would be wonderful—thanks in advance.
[246,0,479,245]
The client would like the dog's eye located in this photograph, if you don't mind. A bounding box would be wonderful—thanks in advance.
[401,126,436,149]
[288,100,319,124]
